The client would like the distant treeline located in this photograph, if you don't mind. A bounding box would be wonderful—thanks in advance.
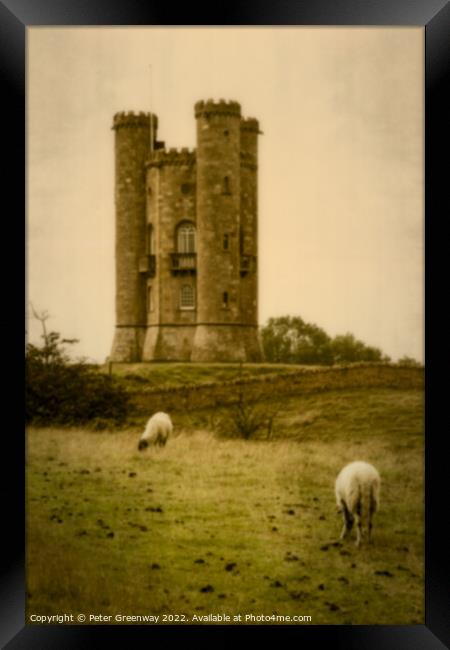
[260,316,421,366]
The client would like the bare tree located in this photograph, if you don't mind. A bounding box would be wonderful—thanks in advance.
[226,363,281,440]
[29,302,50,341]
[29,303,52,364]
[28,303,79,367]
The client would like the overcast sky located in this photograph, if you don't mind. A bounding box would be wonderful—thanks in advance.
[27,27,424,363]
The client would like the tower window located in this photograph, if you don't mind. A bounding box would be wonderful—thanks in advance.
[180,285,195,310]
[223,233,230,250]
[223,176,231,195]
[181,183,192,195]
[222,291,229,308]
[177,222,196,253]
[223,129,229,137]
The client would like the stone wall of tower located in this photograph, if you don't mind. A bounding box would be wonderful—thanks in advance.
[240,118,263,361]
[140,160,160,360]
[191,100,245,361]
[109,100,263,364]
[110,111,158,362]
[142,149,197,360]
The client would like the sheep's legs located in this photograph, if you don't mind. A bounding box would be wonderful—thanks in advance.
[340,502,354,540]
[355,515,362,547]
[354,494,363,547]
[367,492,377,544]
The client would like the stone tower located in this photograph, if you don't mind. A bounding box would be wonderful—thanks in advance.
[109,100,263,363]
[110,111,158,362]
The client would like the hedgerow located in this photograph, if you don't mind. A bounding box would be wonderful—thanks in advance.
[26,332,129,427]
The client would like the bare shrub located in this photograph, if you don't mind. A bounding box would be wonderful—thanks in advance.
[222,364,281,440]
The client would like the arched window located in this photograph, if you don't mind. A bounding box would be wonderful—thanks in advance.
[147,224,154,254]
[180,285,195,310]
[223,176,231,195]
[177,222,196,253]
[222,291,229,308]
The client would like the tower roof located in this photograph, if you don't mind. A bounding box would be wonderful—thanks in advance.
[194,99,241,119]
[241,117,261,134]
[112,111,158,130]
[146,148,196,168]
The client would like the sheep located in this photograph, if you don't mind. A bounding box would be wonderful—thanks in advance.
[138,412,173,451]
[335,461,380,547]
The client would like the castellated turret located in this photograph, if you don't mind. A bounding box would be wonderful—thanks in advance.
[109,100,263,362]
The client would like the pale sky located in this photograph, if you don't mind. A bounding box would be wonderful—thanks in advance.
[27,27,424,363]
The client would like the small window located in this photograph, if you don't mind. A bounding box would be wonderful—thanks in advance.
[222,291,229,308]
[147,186,152,196]
[181,183,192,195]
[223,233,230,250]
[180,285,195,310]
[223,129,229,137]
[223,176,231,195]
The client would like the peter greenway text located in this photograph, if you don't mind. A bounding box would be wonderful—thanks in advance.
[29,613,313,624]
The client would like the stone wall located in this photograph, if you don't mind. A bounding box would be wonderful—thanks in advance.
[142,150,197,360]
[129,364,424,415]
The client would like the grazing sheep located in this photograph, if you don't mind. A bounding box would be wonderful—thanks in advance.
[335,461,380,547]
[138,412,173,451]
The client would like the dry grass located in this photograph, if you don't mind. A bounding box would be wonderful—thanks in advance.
[27,388,424,625]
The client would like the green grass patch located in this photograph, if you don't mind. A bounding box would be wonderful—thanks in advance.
[103,362,305,390]
[27,388,424,625]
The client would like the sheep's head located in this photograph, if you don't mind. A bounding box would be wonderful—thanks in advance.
[138,439,149,451]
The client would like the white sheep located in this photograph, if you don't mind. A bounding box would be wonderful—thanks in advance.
[138,412,173,451]
[335,461,380,547]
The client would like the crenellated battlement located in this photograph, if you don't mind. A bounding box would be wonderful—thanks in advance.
[113,111,158,130]
[241,117,261,134]
[146,147,196,168]
[194,99,241,119]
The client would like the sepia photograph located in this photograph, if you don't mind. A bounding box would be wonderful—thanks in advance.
[26,26,424,626]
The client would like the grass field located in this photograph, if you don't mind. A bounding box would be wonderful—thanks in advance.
[103,361,307,389]
[26,383,424,626]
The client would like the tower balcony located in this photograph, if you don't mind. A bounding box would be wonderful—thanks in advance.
[240,255,257,276]
[170,252,197,275]
[139,254,156,277]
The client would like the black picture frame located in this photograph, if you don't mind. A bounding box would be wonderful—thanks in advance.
[5,0,449,647]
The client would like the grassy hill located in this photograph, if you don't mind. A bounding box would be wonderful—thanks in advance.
[100,362,423,425]
[27,369,424,625]
[105,361,301,388]
[104,361,423,392]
